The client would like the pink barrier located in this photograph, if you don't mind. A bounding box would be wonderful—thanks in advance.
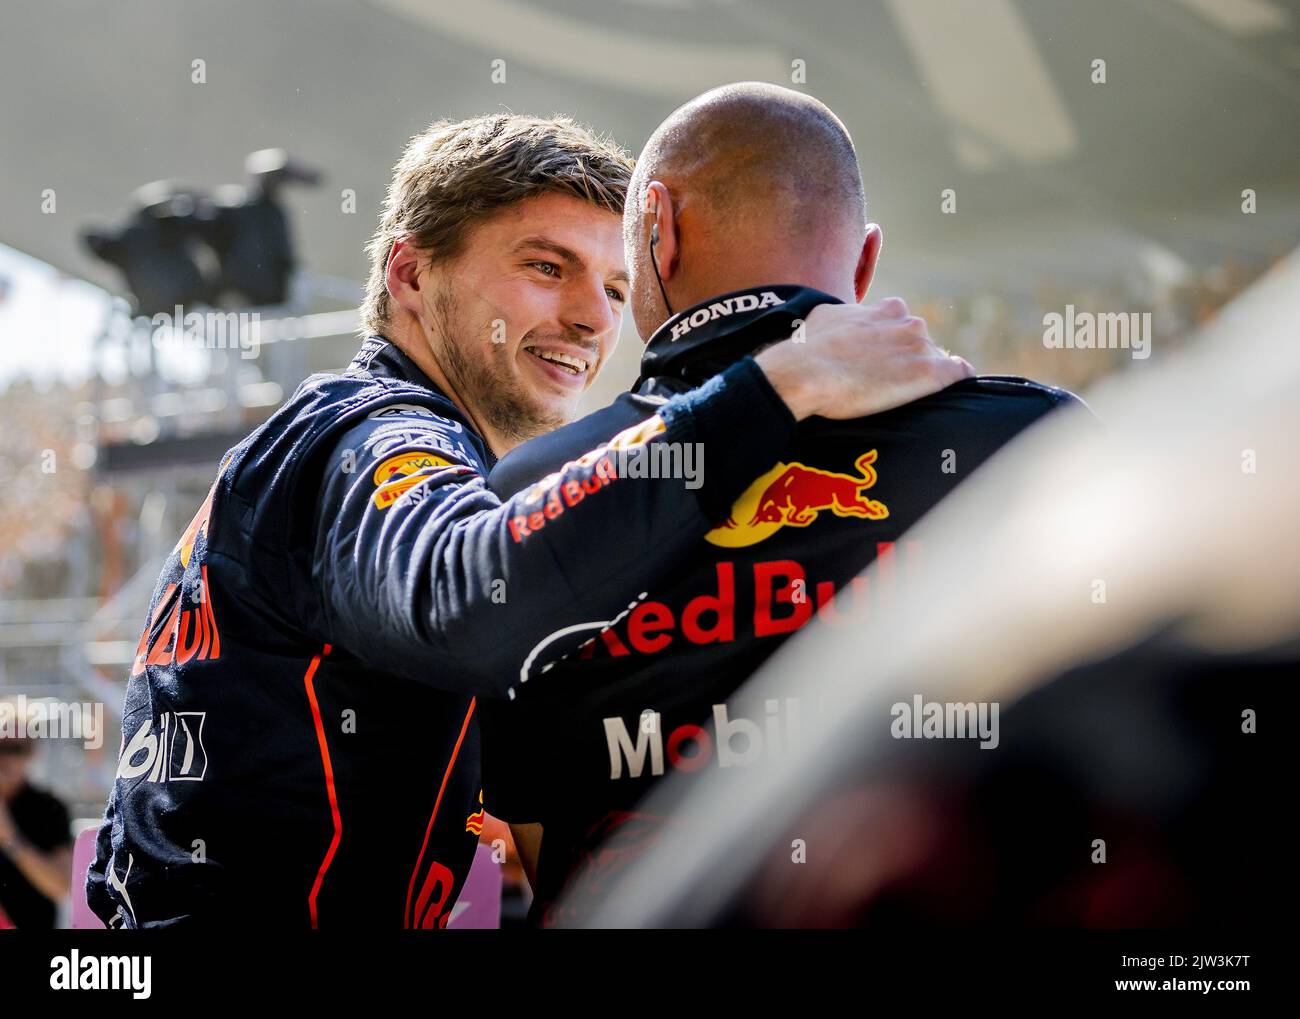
[70,825,105,929]
[446,842,504,929]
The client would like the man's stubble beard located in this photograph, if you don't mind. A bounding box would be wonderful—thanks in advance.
[426,283,569,445]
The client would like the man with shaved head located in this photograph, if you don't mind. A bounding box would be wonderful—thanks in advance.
[624,81,874,340]
[481,83,1082,926]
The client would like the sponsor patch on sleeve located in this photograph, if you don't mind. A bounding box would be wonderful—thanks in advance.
[371,450,468,510]
[363,419,478,470]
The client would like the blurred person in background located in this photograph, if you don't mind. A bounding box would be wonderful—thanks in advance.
[0,735,72,929]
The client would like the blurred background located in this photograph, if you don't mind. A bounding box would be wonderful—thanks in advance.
[0,0,1297,925]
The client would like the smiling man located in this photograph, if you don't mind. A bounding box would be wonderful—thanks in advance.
[367,181,627,453]
[87,113,970,928]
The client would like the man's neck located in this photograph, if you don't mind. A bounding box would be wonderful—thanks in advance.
[386,321,542,458]
[384,318,520,456]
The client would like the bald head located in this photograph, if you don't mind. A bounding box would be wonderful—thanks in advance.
[634,82,865,239]
[625,83,876,338]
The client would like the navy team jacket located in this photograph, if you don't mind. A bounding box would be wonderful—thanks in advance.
[87,334,798,928]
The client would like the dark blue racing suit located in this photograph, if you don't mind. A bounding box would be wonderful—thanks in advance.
[87,334,797,928]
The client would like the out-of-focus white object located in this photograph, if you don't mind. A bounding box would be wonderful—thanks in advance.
[587,248,1300,928]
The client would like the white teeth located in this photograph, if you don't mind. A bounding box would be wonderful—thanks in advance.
[525,346,588,375]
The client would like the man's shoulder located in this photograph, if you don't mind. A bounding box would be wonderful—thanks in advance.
[952,374,1083,409]
[231,370,484,493]
[202,370,484,579]
[872,373,1085,429]
[286,369,474,452]
[802,374,1085,471]
[310,378,486,472]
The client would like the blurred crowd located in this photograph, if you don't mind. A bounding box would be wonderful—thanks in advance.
[915,249,1286,393]
[0,383,138,602]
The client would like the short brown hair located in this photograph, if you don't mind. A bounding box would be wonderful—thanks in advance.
[361,114,634,336]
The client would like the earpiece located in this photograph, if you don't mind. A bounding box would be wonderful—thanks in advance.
[647,195,673,316]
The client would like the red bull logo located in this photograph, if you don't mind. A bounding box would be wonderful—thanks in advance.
[707,450,889,548]
[131,567,222,676]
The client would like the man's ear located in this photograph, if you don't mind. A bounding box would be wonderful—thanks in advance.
[854,224,883,303]
[385,239,427,319]
[645,181,679,282]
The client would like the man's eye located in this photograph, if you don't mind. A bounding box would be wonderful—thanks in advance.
[530,262,559,277]
[607,288,626,303]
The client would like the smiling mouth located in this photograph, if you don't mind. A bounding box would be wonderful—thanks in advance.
[523,344,590,376]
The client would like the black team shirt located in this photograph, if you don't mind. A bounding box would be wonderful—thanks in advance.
[482,285,1082,926]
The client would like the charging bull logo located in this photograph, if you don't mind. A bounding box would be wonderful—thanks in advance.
[706,451,889,548]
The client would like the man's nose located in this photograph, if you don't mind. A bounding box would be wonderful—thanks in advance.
[563,273,620,340]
